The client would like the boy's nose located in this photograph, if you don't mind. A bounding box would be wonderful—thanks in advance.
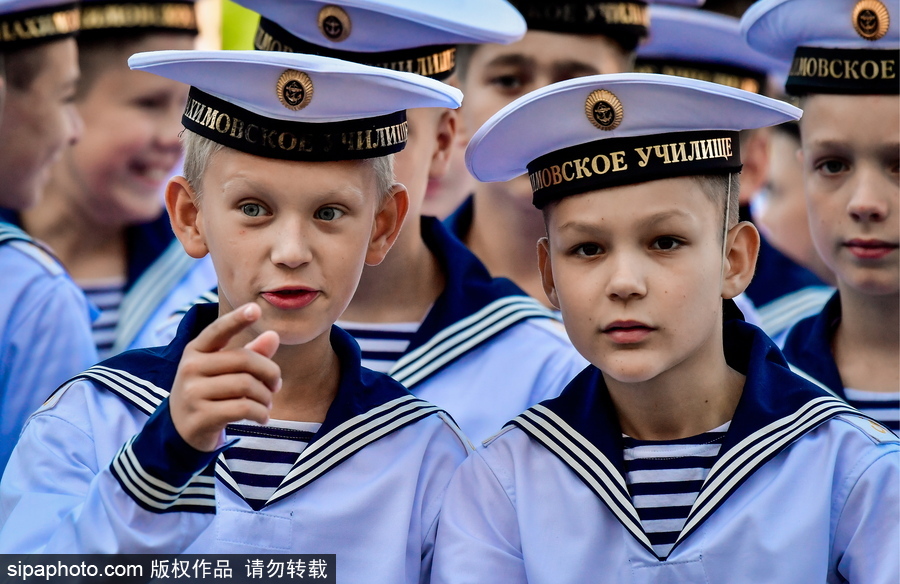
[271,223,314,269]
[847,171,892,223]
[605,253,647,301]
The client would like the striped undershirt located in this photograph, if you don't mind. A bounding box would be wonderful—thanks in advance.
[80,277,126,359]
[336,320,420,374]
[623,421,730,558]
[224,419,321,511]
[844,388,900,433]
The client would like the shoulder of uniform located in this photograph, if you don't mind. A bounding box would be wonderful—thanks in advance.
[833,414,899,445]
[7,239,66,277]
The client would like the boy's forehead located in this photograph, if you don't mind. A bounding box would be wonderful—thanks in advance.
[547,175,717,226]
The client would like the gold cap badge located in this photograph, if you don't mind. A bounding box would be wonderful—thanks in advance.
[276,70,314,111]
[852,0,890,41]
[318,5,351,42]
[585,89,623,131]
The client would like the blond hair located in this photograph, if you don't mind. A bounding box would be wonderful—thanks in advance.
[180,129,396,204]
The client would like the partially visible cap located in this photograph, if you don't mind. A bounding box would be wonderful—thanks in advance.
[129,50,462,161]
[742,0,899,95]
[508,0,650,49]
[240,0,526,80]
[636,6,790,94]
[0,0,80,50]
[79,0,197,38]
[465,73,801,208]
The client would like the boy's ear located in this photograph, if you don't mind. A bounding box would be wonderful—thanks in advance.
[738,128,770,205]
[366,184,410,266]
[428,109,458,181]
[721,221,760,300]
[166,176,209,259]
[537,237,561,310]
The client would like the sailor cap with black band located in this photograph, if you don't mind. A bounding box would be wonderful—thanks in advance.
[465,73,801,209]
[742,0,899,95]
[636,6,789,94]
[78,0,197,38]
[237,0,526,81]
[128,50,463,162]
[0,0,80,50]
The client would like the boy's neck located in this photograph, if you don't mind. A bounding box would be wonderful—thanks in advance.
[342,215,445,323]
[21,177,126,281]
[605,329,745,441]
[268,329,341,424]
[832,284,899,393]
[467,183,553,306]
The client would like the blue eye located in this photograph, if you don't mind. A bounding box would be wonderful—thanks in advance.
[241,203,265,217]
[315,207,345,221]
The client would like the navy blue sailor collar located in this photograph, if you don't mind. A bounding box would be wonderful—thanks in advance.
[745,234,829,309]
[781,291,844,397]
[508,319,858,560]
[388,216,556,388]
[75,302,444,506]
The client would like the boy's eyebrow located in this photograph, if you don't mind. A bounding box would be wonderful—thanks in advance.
[483,53,534,70]
[557,209,694,234]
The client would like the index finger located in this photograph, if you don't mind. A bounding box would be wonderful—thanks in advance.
[190,303,261,354]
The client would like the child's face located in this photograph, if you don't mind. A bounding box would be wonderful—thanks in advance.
[757,130,833,281]
[62,34,193,226]
[800,94,899,296]
[539,177,733,383]
[461,31,630,205]
[0,39,81,210]
[184,149,402,347]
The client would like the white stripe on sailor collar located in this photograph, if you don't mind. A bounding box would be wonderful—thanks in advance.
[511,395,857,561]
[80,365,449,511]
[390,296,557,388]
[214,395,442,508]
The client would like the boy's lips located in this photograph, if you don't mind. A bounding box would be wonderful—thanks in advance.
[844,238,899,260]
[261,287,319,310]
[601,320,655,344]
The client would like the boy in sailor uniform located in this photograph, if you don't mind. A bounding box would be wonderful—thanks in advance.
[635,4,834,341]
[431,74,899,583]
[0,50,470,582]
[0,0,97,474]
[744,0,900,432]
[157,0,589,443]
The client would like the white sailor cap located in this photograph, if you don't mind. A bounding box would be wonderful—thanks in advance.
[242,0,526,80]
[0,0,80,49]
[465,73,801,208]
[129,50,463,161]
[79,0,197,37]
[636,6,790,94]
[742,0,899,95]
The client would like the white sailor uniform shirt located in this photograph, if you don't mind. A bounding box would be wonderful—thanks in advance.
[0,304,469,584]
[0,221,97,474]
[431,320,899,584]
[783,291,900,433]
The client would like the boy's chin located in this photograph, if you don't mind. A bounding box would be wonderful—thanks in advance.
[596,357,668,385]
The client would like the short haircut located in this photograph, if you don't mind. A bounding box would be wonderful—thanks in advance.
[75,32,193,99]
[1,43,50,91]
[180,129,397,206]
[542,172,741,237]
